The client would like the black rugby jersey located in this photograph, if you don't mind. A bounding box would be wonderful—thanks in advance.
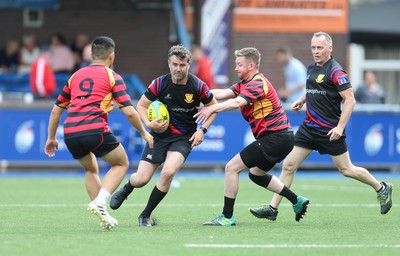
[304,58,352,132]
[144,73,213,137]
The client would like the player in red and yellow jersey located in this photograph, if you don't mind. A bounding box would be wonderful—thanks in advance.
[44,36,153,230]
[195,47,309,226]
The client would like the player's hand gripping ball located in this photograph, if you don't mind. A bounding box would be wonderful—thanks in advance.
[147,100,170,133]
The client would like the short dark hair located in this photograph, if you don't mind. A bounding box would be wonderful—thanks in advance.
[168,45,191,62]
[91,36,115,60]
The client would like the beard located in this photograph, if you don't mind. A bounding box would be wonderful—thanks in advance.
[173,72,187,83]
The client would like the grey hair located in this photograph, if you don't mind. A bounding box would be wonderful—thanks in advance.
[313,32,333,47]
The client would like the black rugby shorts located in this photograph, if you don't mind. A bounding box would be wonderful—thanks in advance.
[65,132,120,159]
[240,130,294,172]
[140,134,192,164]
[294,123,348,156]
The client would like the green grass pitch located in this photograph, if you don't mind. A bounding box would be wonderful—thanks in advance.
[1,172,399,256]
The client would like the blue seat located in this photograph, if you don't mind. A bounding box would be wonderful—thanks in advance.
[0,73,145,99]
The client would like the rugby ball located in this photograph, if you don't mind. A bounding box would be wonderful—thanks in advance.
[147,100,170,133]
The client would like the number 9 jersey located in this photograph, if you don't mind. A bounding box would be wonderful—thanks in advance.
[55,65,133,139]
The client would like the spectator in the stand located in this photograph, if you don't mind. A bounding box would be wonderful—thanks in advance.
[19,34,41,74]
[276,47,307,104]
[71,33,90,71]
[355,70,385,104]
[45,33,75,73]
[0,39,20,73]
[30,54,57,98]
[78,43,92,68]
[191,44,217,89]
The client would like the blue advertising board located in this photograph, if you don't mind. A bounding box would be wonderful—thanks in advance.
[0,0,59,8]
[1,108,399,169]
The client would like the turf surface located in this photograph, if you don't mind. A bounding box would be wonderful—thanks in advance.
[1,172,399,256]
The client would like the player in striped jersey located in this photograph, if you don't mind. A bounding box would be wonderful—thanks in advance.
[262,32,393,221]
[44,36,153,230]
[195,47,309,226]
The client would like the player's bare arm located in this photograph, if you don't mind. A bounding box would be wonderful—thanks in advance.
[44,105,64,157]
[211,88,236,100]
[121,105,154,148]
[136,95,167,133]
[194,96,247,124]
[327,88,356,141]
[291,94,306,112]
[190,97,218,148]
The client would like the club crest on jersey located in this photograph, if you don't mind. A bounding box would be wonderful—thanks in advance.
[316,74,325,83]
[184,93,194,103]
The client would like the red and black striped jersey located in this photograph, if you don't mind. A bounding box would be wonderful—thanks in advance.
[304,58,352,133]
[230,73,291,139]
[55,65,133,139]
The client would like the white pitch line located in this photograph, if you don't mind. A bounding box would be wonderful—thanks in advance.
[0,203,398,208]
[184,244,400,249]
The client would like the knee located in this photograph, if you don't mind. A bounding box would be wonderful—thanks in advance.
[84,168,98,174]
[112,159,129,173]
[121,158,129,170]
[132,174,150,188]
[225,161,238,175]
[338,166,354,178]
[282,159,297,174]
[159,169,176,185]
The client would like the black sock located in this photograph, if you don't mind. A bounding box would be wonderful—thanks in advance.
[222,196,235,219]
[269,205,278,213]
[279,186,298,205]
[125,180,134,193]
[377,182,385,193]
[141,186,167,217]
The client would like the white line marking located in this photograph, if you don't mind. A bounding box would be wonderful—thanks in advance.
[0,203,398,208]
[184,244,400,249]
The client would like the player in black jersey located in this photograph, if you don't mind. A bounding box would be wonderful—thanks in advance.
[250,32,393,221]
[109,45,218,226]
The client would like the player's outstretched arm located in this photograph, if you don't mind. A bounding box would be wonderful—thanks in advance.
[211,88,235,100]
[121,105,154,148]
[44,105,64,157]
[194,96,247,124]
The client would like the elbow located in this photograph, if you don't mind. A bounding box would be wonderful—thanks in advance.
[344,96,356,107]
[123,106,137,119]
[350,97,356,106]
[233,98,244,108]
[125,112,136,119]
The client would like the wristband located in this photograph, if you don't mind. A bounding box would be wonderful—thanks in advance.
[199,126,207,134]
